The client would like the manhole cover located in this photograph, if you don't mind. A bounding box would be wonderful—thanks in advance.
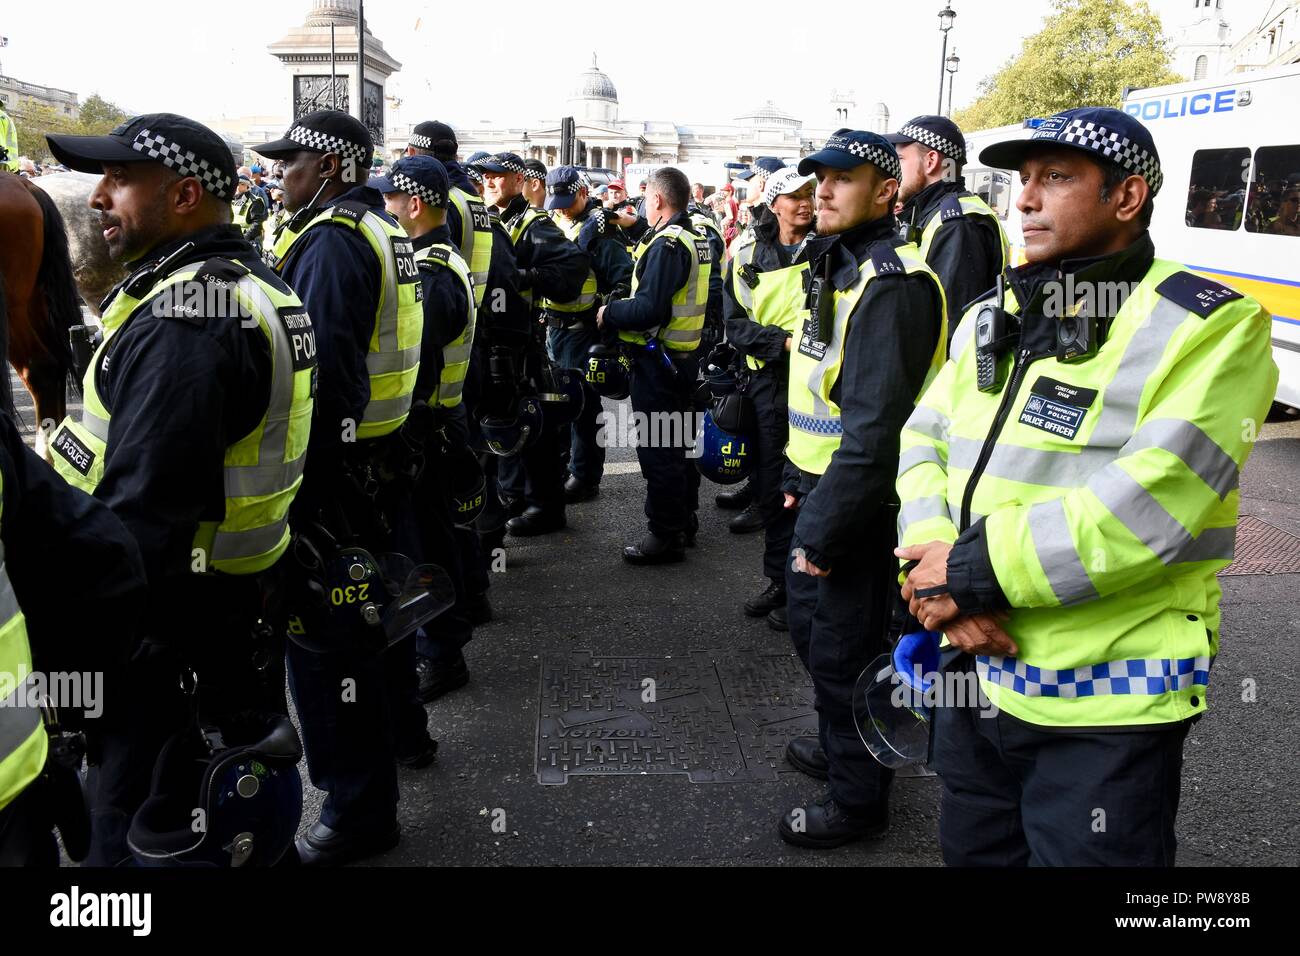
[1220,516,1300,576]
[536,650,817,785]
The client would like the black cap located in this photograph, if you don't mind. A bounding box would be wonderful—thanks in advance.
[254,109,373,165]
[476,152,526,175]
[886,115,967,165]
[544,165,586,210]
[46,112,237,201]
[410,120,457,153]
[522,159,548,181]
[798,129,901,182]
[979,107,1163,195]
[737,156,786,182]
[369,155,450,209]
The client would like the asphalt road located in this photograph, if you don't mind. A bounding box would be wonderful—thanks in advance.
[13,375,1297,867]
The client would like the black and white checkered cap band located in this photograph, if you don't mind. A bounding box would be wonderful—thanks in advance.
[899,124,965,164]
[523,167,546,181]
[132,129,233,200]
[390,171,443,207]
[825,136,901,181]
[547,181,581,197]
[1058,119,1163,194]
[466,166,483,183]
[409,133,433,149]
[491,154,526,174]
[287,125,370,163]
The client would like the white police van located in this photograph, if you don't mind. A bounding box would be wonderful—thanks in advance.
[962,63,1300,409]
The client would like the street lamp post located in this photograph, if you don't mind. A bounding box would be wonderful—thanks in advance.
[937,3,956,116]
[946,50,960,118]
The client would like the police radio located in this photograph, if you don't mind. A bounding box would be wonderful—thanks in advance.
[975,276,1020,394]
[897,206,922,245]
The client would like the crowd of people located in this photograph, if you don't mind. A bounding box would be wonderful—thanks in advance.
[0,99,1278,870]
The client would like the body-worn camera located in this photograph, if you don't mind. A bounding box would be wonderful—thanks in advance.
[1056,311,1108,363]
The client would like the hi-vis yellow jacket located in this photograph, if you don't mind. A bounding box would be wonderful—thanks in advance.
[897,254,1278,728]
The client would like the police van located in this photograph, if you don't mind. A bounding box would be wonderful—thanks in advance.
[962,63,1300,408]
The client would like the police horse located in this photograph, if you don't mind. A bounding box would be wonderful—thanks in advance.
[0,170,84,454]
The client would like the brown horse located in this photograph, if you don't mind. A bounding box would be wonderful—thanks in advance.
[0,170,82,452]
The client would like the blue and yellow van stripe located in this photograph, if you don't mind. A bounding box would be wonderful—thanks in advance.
[1184,264,1300,331]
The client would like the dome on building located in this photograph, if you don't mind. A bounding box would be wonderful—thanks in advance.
[571,54,618,103]
[866,101,890,134]
[736,100,801,129]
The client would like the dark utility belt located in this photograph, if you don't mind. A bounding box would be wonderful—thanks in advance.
[542,309,597,332]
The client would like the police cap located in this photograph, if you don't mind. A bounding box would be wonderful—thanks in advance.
[370,155,450,209]
[46,112,237,201]
[886,114,967,165]
[798,129,902,183]
[979,106,1163,196]
[254,109,374,166]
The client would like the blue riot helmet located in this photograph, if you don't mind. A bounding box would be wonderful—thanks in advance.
[535,364,587,428]
[694,408,754,485]
[585,343,632,400]
[127,713,304,867]
[480,395,544,457]
[852,631,943,770]
[442,438,486,528]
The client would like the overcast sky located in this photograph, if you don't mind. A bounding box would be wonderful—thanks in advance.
[0,0,1280,133]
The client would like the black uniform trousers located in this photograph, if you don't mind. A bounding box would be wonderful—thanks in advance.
[548,323,607,488]
[785,524,895,813]
[629,347,700,537]
[747,361,795,583]
[412,432,473,664]
[931,656,1192,866]
[287,489,426,836]
[85,573,286,866]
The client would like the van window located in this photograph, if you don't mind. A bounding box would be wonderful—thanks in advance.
[1245,145,1300,237]
[964,167,1012,220]
[1185,148,1250,231]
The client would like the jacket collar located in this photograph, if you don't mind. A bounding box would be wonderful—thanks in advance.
[804,212,898,291]
[411,225,454,251]
[124,224,254,273]
[900,179,964,229]
[501,193,533,226]
[1008,232,1156,320]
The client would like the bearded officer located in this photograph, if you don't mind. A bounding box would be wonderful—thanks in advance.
[896,107,1277,866]
[779,130,946,847]
[256,109,430,865]
[44,113,316,865]
[887,115,1008,353]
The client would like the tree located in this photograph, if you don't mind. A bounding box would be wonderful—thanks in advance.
[10,93,128,163]
[953,0,1185,132]
[77,94,129,135]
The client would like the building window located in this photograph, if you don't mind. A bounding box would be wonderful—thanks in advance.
[1185,147,1250,230]
[1194,55,1209,80]
[1246,145,1300,237]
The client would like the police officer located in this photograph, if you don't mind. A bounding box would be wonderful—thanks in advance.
[256,109,428,865]
[597,167,713,565]
[0,377,145,865]
[723,168,816,628]
[0,103,18,173]
[480,151,590,537]
[405,121,509,628]
[887,115,1009,353]
[544,165,634,503]
[895,107,1277,866]
[232,174,269,247]
[372,155,480,708]
[779,130,946,847]
[44,113,316,865]
[523,159,548,209]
